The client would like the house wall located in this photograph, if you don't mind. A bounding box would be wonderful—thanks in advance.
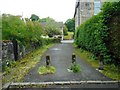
[80,1,94,24]
[74,0,103,30]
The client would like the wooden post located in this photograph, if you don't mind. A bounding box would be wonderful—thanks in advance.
[46,55,50,67]
[12,39,18,61]
[72,53,76,64]
[98,53,104,70]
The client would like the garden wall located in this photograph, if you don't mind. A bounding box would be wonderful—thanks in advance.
[2,40,34,67]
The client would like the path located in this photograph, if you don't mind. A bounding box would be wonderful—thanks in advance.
[24,42,111,82]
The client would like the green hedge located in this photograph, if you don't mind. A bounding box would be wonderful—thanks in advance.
[2,14,44,46]
[2,14,61,48]
[75,2,120,64]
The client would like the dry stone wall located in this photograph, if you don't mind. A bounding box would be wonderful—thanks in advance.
[2,40,34,69]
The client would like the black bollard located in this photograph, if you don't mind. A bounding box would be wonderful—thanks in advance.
[72,53,76,64]
[46,55,50,67]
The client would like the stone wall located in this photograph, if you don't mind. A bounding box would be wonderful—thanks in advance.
[2,41,14,65]
[2,40,34,68]
[0,41,2,72]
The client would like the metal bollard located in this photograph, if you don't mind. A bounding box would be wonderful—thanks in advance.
[72,53,76,64]
[46,55,50,67]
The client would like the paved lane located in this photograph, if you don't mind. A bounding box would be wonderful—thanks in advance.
[24,43,111,82]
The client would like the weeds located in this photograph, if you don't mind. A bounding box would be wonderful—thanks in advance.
[38,66,56,75]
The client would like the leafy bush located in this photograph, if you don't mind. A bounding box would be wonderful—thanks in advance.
[2,14,44,47]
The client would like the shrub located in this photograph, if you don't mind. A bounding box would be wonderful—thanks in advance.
[70,63,80,73]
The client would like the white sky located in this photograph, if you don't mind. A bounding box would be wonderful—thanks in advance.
[0,0,76,22]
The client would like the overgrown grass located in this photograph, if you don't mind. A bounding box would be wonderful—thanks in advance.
[38,66,56,75]
[101,64,120,80]
[63,32,73,40]
[74,45,120,80]
[2,44,54,85]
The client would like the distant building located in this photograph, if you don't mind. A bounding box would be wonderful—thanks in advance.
[74,0,104,29]
[74,0,94,29]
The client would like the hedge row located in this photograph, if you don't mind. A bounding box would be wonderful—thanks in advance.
[2,14,61,48]
[2,14,43,46]
[75,2,120,64]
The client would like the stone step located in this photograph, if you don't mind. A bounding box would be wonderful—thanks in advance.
[2,80,119,90]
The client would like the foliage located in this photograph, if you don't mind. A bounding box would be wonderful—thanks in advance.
[70,63,80,73]
[42,38,61,45]
[30,14,39,21]
[25,18,44,46]
[63,25,68,35]
[65,18,75,32]
[39,17,55,24]
[39,17,62,37]
[63,32,73,40]
[2,14,27,41]
[45,26,61,37]
[75,1,120,64]
[2,14,44,46]
[38,66,56,75]
[102,64,120,80]
[101,1,120,63]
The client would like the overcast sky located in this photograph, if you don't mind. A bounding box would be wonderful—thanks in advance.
[0,0,76,22]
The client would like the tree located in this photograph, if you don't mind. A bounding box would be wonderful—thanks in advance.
[65,18,75,32]
[30,14,39,21]
[39,17,62,37]
[63,25,68,35]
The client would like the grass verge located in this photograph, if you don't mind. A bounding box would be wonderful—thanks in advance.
[38,66,56,75]
[74,45,120,80]
[2,44,55,85]
[63,32,73,40]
